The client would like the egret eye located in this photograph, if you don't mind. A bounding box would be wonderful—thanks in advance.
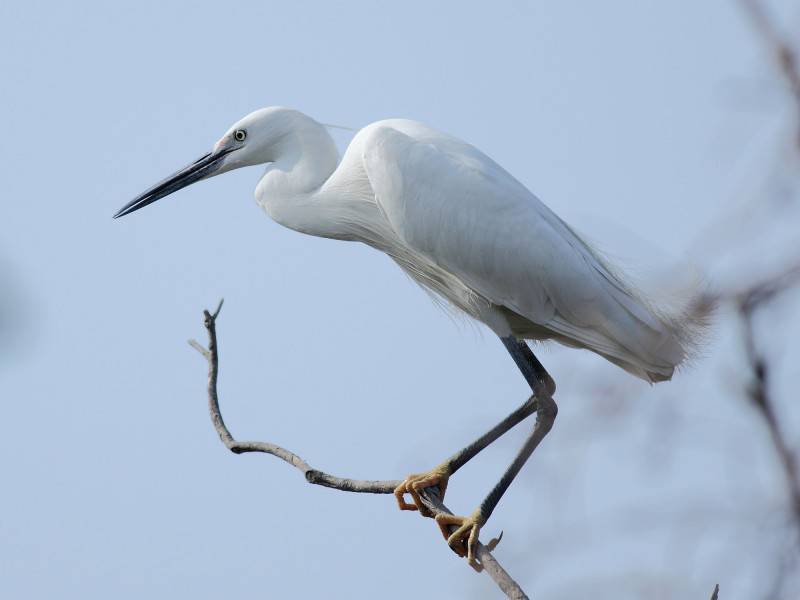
[234,129,247,142]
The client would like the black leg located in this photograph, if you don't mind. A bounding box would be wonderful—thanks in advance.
[395,336,555,522]
[434,336,558,566]
[435,336,556,475]
[500,336,556,398]
[394,393,538,516]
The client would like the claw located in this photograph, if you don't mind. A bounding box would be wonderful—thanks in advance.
[394,464,450,518]
[463,530,503,572]
[434,509,487,568]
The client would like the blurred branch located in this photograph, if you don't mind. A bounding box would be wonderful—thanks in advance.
[741,0,800,149]
[700,260,800,534]
[737,288,800,528]
[692,257,800,600]
[699,262,800,310]
[738,0,800,552]
[189,301,529,600]
[710,583,720,600]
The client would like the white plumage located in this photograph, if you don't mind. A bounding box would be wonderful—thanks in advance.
[246,108,699,382]
[119,106,703,382]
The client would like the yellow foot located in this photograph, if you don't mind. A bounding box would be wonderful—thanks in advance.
[435,509,499,571]
[394,463,451,518]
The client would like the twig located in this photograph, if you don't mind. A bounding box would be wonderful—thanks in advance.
[710,583,720,600]
[189,302,530,600]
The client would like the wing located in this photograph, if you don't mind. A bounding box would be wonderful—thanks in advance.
[361,121,686,380]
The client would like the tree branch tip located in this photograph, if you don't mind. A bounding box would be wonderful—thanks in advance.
[710,583,719,600]
[212,298,224,319]
[188,339,210,358]
[486,530,503,552]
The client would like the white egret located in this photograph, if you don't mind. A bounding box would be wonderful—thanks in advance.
[115,107,703,566]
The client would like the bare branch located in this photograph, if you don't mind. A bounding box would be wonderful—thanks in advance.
[191,303,530,600]
[710,583,720,600]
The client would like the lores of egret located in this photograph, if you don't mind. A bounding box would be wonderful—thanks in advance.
[115,107,702,566]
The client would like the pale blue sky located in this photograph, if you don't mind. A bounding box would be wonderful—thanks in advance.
[2,1,799,598]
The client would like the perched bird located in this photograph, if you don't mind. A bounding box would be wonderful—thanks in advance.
[115,107,702,567]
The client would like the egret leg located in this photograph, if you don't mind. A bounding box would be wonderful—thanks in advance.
[395,337,556,524]
[433,337,558,567]
[394,393,538,516]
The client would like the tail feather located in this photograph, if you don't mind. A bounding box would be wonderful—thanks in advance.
[535,215,712,382]
[544,280,710,383]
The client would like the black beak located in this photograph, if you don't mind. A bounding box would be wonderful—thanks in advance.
[113,147,235,219]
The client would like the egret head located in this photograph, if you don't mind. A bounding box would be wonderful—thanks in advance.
[113,107,300,218]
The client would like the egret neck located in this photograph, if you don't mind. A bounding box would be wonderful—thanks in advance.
[254,114,350,240]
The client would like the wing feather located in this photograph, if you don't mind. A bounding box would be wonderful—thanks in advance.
[361,122,689,381]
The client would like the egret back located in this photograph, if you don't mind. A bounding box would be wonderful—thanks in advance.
[357,121,704,382]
